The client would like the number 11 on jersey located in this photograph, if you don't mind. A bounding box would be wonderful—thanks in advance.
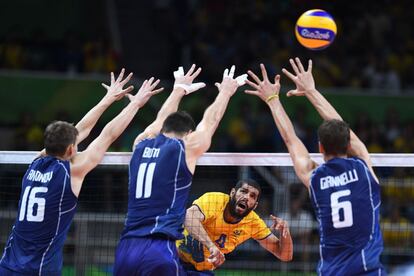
[136,162,156,199]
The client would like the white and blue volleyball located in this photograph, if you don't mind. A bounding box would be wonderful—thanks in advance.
[295,9,337,50]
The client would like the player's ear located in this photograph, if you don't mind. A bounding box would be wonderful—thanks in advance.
[230,188,236,197]
[253,201,258,210]
[65,144,74,159]
[318,142,325,154]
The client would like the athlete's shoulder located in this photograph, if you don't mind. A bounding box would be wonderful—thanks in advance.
[193,192,228,218]
[245,209,265,223]
[196,192,229,202]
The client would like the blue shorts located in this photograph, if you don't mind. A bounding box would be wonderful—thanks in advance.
[114,236,185,276]
[0,265,61,276]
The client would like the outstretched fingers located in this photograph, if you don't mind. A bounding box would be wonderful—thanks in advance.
[245,79,260,90]
[274,74,281,84]
[282,68,296,82]
[307,59,313,72]
[295,57,305,73]
[260,63,268,81]
[247,70,261,84]
[244,89,260,97]
[191,67,202,79]
[228,65,236,78]
[116,68,125,83]
[185,64,196,76]
[150,87,164,95]
[120,72,133,86]
[289,59,300,75]
[223,68,229,79]
[149,79,161,90]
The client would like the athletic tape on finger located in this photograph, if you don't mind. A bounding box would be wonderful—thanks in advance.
[235,74,248,85]
[229,65,236,78]
[174,82,206,94]
[173,66,185,79]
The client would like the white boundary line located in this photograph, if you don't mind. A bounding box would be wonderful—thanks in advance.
[1,151,414,167]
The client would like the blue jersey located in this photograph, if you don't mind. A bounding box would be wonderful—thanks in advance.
[0,156,77,275]
[310,157,384,275]
[121,134,193,240]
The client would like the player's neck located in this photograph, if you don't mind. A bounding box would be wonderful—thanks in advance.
[323,154,347,162]
[162,132,184,139]
[223,205,242,224]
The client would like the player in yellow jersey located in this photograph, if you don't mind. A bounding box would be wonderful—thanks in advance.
[177,179,293,275]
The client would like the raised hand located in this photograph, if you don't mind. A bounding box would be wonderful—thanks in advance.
[215,65,247,96]
[173,64,206,95]
[126,77,164,107]
[282,57,315,97]
[245,63,281,103]
[270,215,290,238]
[101,68,134,101]
[207,245,225,268]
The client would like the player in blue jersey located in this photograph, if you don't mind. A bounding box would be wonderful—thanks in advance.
[246,59,385,275]
[0,69,162,276]
[113,64,248,276]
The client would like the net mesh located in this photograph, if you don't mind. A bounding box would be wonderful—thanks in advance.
[0,152,413,275]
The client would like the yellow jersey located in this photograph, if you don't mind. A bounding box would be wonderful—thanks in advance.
[176,192,271,271]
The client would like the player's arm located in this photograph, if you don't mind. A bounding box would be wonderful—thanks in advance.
[133,65,205,147]
[76,69,134,144]
[257,215,293,262]
[282,58,376,179]
[184,66,247,171]
[245,64,317,188]
[185,205,225,267]
[70,78,163,196]
[36,69,134,158]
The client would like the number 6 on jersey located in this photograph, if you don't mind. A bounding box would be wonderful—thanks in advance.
[330,189,353,229]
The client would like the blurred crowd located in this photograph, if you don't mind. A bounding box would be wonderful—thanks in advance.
[152,0,414,92]
[4,104,414,154]
[1,1,414,92]
[0,26,118,74]
[0,0,413,271]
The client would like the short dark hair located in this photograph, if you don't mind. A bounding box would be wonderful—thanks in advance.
[317,119,350,156]
[234,179,262,200]
[44,121,78,156]
[160,111,196,135]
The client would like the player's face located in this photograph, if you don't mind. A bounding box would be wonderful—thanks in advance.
[229,183,259,219]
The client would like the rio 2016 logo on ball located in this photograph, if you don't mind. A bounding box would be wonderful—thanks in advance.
[295,9,337,50]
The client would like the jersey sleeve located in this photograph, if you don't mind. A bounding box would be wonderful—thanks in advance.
[192,193,224,222]
[250,213,272,240]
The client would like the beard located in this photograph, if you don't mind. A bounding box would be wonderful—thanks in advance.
[228,195,255,220]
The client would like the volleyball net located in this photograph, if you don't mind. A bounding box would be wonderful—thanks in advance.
[0,152,413,275]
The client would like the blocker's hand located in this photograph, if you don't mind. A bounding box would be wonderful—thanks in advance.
[101,68,135,101]
[245,63,281,103]
[215,65,247,96]
[282,57,315,97]
[126,77,164,107]
[173,64,206,95]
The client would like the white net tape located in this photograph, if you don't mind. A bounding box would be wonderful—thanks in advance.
[1,151,414,167]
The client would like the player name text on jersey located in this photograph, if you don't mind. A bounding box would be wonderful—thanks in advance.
[320,169,358,190]
[142,147,160,158]
[26,170,53,183]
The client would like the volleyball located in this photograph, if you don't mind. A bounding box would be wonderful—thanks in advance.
[295,9,337,50]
